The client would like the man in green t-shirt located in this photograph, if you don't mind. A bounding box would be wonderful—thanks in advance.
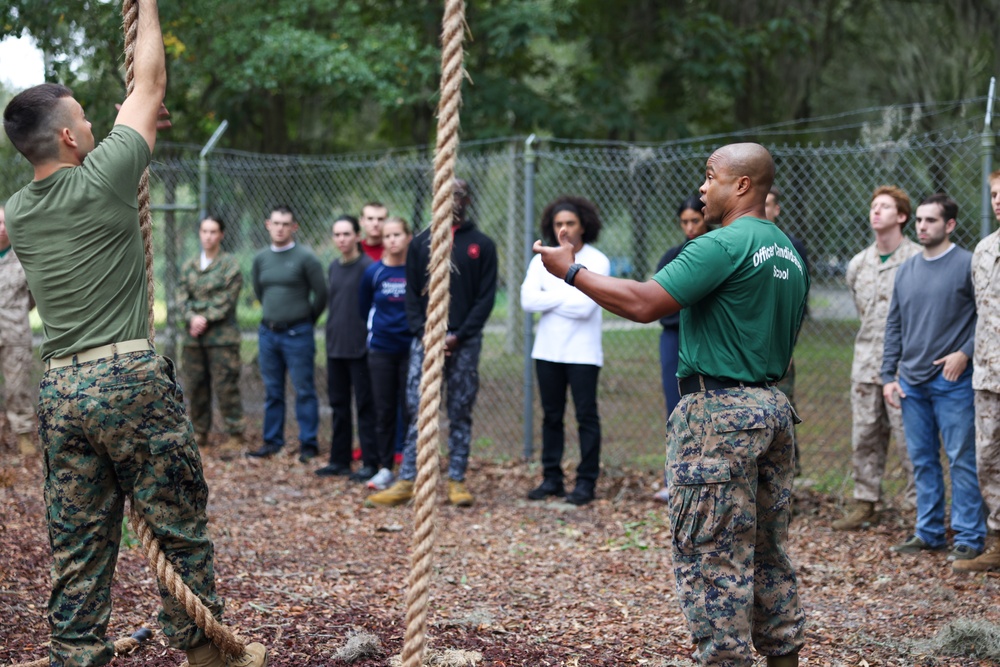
[534,143,808,667]
[1,2,267,666]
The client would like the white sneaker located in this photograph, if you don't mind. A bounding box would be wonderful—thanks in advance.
[367,467,395,490]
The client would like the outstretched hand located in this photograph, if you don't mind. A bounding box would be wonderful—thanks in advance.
[531,230,576,280]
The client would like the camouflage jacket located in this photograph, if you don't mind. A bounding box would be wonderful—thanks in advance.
[0,248,32,346]
[178,252,243,346]
[972,229,1000,392]
[845,237,921,384]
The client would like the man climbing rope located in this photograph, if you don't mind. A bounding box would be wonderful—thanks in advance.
[2,1,268,666]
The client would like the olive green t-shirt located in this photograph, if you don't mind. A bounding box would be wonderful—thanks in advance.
[5,125,151,360]
[653,216,809,382]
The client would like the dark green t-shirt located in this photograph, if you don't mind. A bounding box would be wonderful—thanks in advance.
[251,244,328,324]
[653,216,809,382]
[5,126,151,360]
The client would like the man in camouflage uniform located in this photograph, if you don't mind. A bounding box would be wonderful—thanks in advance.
[955,169,1000,572]
[535,143,807,667]
[833,186,920,530]
[179,215,245,456]
[0,205,37,457]
[1,2,268,666]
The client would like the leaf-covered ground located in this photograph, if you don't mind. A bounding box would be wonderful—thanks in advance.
[2,440,999,667]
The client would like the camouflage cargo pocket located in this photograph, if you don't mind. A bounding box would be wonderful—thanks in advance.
[669,458,733,556]
[95,360,189,455]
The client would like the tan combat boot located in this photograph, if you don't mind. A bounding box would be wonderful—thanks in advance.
[366,479,414,506]
[181,641,268,667]
[16,433,36,456]
[953,536,1000,573]
[832,500,877,531]
[218,433,244,461]
[447,480,474,507]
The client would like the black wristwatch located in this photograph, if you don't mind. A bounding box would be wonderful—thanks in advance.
[565,263,586,286]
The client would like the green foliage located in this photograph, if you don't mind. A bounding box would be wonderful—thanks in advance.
[121,516,139,550]
[2,1,997,149]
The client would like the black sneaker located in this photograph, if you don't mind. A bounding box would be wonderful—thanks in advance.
[527,478,565,500]
[566,482,596,506]
[350,465,379,483]
[315,463,352,477]
[246,443,283,458]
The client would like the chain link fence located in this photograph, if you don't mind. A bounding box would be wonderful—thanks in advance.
[2,102,997,502]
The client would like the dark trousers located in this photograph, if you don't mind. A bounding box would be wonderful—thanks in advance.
[368,348,410,470]
[536,359,601,485]
[327,356,377,467]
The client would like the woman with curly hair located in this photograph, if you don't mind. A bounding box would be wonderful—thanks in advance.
[521,195,610,505]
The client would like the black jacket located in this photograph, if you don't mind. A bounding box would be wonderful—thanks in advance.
[405,220,498,342]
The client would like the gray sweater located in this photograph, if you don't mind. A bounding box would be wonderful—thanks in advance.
[881,245,977,385]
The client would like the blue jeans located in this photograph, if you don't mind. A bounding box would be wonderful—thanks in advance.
[660,327,681,418]
[259,322,319,452]
[900,367,986,550]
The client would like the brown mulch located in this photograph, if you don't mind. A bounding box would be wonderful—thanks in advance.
[2,441,999,667]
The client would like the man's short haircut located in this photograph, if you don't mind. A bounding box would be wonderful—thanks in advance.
[269,205,295,221]
[990,169,1000,182]
[201,215,225,233]
[539,195,602,246]
[871,185,912,226]
[768,186,781,202]
[334,214,360,233]
[361,202,387,214]
[3,83,75,164]
[919,192,958,223]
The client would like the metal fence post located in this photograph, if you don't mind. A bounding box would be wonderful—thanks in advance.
[522,134,536,461]
[982,77,996,240]
[198,120,229,222]
[504,139,520,354]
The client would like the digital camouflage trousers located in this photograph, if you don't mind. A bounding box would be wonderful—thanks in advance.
[181,343,244,436]
[38,352,222,666]
[665,385,806,666]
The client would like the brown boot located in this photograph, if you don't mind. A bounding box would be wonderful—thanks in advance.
[194,432,209,449]
[16,433,36,456]
[953,537,1000,573]
[766,653,798,667]
[832,500,877,531]
[448,479,474,507]
[182,641,269,667]
[218,433,244,461]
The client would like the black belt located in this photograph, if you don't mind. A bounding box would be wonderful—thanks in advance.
[261,318,311,332]
[678,374,774,396]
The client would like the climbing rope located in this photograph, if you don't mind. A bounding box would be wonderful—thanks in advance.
[122,0,249,660]
[401,1,467,666]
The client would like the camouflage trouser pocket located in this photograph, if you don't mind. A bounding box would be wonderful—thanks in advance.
[669,459,733,555]
[95,357,189,455]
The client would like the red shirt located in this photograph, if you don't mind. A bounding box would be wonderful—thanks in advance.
[361,240,383,261]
